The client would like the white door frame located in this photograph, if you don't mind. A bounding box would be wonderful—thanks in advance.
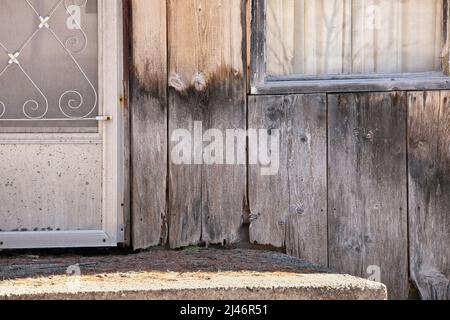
[0,0,124,249]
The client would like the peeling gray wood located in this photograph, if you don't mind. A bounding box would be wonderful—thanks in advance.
[328,92,409,300]
[248,94,328,266]
[168,0,246,248]
[408,91,450,300]
[130,0,167,249]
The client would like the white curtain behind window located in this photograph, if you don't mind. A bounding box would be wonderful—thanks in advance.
[267,0,443,76]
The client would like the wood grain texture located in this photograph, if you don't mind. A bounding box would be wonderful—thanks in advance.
[130,0,168,249]
[168,0,246,248]
[248,94,328,266]
[252,77,450,95]
[328,92,409,299]
[408,91,450,300]
[121,0,131,246]
[442,0,449,75]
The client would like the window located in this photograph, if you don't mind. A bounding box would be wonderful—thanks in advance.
[0,0,99,132]
[251,0,450,93]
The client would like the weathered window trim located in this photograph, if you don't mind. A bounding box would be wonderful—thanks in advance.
[250,0,450,94]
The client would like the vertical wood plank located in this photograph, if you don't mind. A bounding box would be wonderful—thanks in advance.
[122,0,131,246]
[328,92,409,299]
[130,0,168,249]
[248,94,328,266]
[408,91,450,300]
[168,0,246,248]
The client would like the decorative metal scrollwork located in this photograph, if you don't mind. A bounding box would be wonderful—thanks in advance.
[0,0,98,121]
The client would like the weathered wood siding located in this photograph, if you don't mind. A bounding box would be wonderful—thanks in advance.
[129,0,450,299]
[328,93,409,300]
[408,91,450,300]
[248,94,328,266]
[130,0,246,249]
[130,0,168,249]
[167,0,246,248]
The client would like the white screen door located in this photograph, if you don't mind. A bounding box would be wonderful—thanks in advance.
[0,0,123,248]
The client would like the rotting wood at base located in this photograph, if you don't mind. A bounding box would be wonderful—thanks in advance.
[408,91,450,300]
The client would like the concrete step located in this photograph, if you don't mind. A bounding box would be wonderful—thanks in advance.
[0,248,387,300]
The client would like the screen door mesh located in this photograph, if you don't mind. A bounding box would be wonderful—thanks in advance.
[0,0,98,131]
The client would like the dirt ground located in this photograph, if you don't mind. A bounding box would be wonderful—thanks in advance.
[0,247,328,280]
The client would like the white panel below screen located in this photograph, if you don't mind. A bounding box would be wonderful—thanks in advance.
[0,142,102,232]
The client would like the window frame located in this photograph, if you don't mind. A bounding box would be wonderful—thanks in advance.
[249,0,450,94]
